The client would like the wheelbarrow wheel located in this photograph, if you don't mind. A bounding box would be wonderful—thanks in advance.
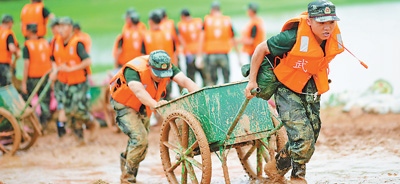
[235,107,287,181]
[19,109,41,150]
[0,108,22,156]
[159,110,211,184]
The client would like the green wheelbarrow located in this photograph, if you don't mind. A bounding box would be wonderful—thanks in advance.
[0,71,52,156]
[155,80,287,183]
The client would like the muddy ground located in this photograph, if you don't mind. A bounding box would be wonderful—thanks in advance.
[1,107,399,184]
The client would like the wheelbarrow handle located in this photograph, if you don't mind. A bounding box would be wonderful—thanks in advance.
[250,87,261,95]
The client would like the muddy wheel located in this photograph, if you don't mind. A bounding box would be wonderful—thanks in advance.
[19,109,41,150]
[159,110,211,184]
[0,108,22,156]
[236,106,287,181]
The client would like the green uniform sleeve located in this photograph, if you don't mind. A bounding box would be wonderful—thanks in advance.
[250,25,257,38]
[6,34,14,51]
[76,42,89,60]
[124,67,141,83]
[43,7,51,18]
[266,29,297,58]
[171,64,181,78]
[23,46,29,59]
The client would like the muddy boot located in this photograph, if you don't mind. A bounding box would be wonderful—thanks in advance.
[74,128,86,146]
[120,153,127,172]
[264,159,287,183]
[86,117,100,142]
[289,162,307,184]
[276,148,292,175]
[120,168,138,183]
[56,121,66,138]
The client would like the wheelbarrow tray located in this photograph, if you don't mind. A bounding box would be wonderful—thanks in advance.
[0,85,27,130]
[156,80,274,147]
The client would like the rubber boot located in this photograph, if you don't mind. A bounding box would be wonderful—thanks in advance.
[120,168,138,183]
[56,121,66,138]
[120,153,126,172]
[265,148,291,183]
[289,162,307,184]
[74,128,85,146]
[276,148,292,175]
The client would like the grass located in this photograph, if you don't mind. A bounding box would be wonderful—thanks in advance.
[0,0,396,75]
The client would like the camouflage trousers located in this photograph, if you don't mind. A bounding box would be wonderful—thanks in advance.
[185,54,205,87]
[274,80,321,165]
[22,77,51,127]
[203,54,230,86]
[64,81,91,127]
[54,80,91,139]
[110,98,150,180]
[53,81,68,110]
[0,63,12,87]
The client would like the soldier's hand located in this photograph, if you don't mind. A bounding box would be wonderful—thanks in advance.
[245,81,258,99]
[154,100,168,109]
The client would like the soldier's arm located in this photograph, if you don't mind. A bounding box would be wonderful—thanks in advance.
[128,80,159,109]
[245,41,270,99]
[172,72,200,92]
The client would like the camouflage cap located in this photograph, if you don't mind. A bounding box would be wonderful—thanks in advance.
[149,10,162,24]
[308,0,340,22]
[58,16,73,25]
[1,14,13,23]
[149,50,173,78]
[248,2,259,12]
[50,17,59,27]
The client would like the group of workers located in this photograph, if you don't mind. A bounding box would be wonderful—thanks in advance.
[1,0,347,183]
[0,0,97,145]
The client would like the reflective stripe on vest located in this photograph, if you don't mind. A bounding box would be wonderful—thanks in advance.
[109,56,170,117]
[273,13,344,94]
[25,38,51,77]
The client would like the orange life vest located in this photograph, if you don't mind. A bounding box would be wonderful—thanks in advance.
[53,35,87,85]
[109,56,170,117]
[50,35,67,83]
[273,12,344,94]
[0,28,18,64]
[74,31,92,75]
[142,29,176,65]
[241,16,265,55]
[20,2,47,37]
[177,18,202,54]
[161,18,180,48]
[25,38,52,77]
[115,28,144,66]
[122,22,147,32]
[203,14,233,54]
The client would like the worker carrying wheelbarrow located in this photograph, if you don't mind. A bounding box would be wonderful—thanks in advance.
[109,50,199,183]
[245,0,345,183]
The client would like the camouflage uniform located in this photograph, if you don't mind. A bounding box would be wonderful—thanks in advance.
[274,79,321,177]
[0,64,12,87]
[203,54,230,86]
[22,77,51,128]
[64,81,92,140]
[53,80,67,110]
[110,98,149,183]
